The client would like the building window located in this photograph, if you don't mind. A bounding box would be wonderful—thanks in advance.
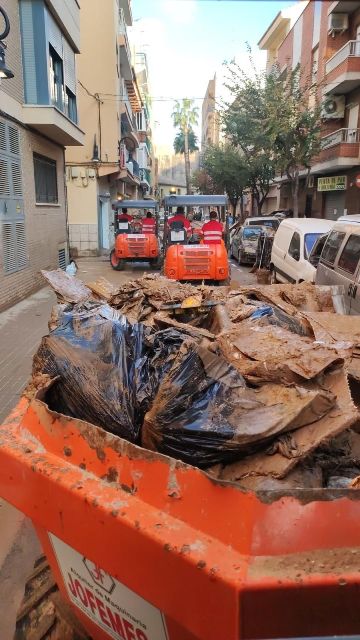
[312,1,322,48]
[34,154,58,204]
[49,45,64,111]
[66,88,77,123]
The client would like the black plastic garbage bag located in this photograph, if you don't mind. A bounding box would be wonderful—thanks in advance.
[142,341,334,467]
[34,302,185,442]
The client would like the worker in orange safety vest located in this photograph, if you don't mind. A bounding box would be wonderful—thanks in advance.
[141,211,156,234]
[201,210,223,244]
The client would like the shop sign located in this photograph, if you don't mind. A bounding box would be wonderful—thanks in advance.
[317,176,347,192]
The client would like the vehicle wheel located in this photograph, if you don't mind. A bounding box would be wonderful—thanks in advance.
[110,249,125,271]
[150,256,162,269]
[270,268,278,284]
[15,555,90,640]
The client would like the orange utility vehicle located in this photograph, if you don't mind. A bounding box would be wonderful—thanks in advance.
[2,394,360,640]
[163,195,230,284]
[110,200,160,271]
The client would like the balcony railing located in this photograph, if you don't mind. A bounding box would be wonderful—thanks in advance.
[326,40,360,74]
[118,8,131,63]
[121,79,137,130]
[321,128,360,149]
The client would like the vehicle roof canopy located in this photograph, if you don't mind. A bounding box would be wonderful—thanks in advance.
[164,195,228,207]
[112,200,158,210]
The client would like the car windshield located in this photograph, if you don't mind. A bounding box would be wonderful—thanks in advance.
[249,219,278,230]
[243,227,261,240]
[304,233,322,260]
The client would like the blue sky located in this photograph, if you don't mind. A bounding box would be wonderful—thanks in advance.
[130,0,294,148]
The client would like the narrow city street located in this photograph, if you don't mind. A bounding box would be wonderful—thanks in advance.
[0,257,255,640]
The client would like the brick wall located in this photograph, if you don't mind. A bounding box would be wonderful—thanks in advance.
[0,122,67,310]
[0,0,24,104]
[277,29,293,70]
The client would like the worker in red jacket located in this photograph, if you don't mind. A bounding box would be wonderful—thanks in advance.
[168,206,192,233]
[201,210,223,244]
[141,211,156,234]
[117,207,133,222]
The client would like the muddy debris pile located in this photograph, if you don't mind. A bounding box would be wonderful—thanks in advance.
[32,270,360,491]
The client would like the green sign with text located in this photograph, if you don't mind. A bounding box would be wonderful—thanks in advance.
[317,176,347,191]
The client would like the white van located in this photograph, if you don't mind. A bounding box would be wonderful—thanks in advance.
[316,215,360,314]
[270,218,334,284]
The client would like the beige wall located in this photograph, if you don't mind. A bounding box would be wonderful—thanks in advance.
[66,0,120,166]
[66,171,98,224]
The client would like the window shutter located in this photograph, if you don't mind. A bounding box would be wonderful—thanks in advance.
[0,158,10,196]
[0,120,26,274]
[15,221,27,268]
[11,162,22,198]
[2,222,16,272]
[63,38,76,94]
[8,125,20,155]
[47,10,63,57]
[0,121,6,152]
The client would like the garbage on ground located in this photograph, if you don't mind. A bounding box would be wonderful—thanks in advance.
[28,270,360,491]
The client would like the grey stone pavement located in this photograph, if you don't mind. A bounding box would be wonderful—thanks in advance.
[0,256,255,638]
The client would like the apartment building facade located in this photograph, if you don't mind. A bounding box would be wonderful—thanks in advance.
[0,0,83,309]
[259,0,360,219]
[156,145,200,201]
[134,52,155,197]
[65,0,147,257]
[201,75,219,150]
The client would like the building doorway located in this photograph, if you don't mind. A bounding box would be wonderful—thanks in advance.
[100,199,111,251]
[305,194,313,218]
[324,191,346,220]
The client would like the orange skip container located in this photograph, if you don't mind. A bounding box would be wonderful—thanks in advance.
[1,391,360,640]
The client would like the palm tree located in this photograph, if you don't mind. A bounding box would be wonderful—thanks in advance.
[172,99,199,194]
[173,129,199,155]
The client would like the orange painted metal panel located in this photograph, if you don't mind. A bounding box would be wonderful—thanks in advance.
[1,397,360,639]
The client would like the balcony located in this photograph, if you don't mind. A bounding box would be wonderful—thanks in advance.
[328,1,360,15]
[139,168,151,189]
[311,128,360,173]
[119,157,140,185]
[325,41,360,94]
[22,105,84,146]
[118,8,132,81]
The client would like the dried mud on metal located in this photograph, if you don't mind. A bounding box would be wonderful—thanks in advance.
[29,270,360,492]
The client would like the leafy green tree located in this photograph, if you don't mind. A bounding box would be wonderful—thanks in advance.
[265,65,321,217]
[173,128,199,155]
[222,57,321,216]
[202,144,250,216]
[222,59,275,214]
[172,99,199,194]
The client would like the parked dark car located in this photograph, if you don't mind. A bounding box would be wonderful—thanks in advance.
[230,225,264,264]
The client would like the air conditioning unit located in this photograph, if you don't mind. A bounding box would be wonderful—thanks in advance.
[328,13,348,34]
[321,95,345,119]
[308,176,314,188]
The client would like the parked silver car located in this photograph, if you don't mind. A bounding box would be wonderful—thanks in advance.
[315,215,360,314]
[230,225,263,264]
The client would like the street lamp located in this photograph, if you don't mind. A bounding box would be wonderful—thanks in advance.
[0,7,14,80]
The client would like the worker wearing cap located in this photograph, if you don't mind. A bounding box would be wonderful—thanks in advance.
[201,210,223,244]
[168,206,192,233]
[117,207,133,222]
[141,211,156,234]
